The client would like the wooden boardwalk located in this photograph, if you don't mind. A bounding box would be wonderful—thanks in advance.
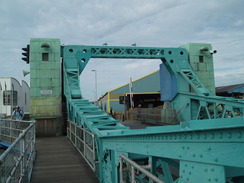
[31,136,99,183]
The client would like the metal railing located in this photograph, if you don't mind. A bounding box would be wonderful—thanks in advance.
[67,120,96,171]
[120,154,164,183]
[0,119,36,183]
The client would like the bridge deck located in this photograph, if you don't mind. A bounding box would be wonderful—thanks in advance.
[31,136,99,183]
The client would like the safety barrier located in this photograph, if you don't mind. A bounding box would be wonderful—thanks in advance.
[67,120,96,171]
[120,154,164,183]
[0,119,35,183]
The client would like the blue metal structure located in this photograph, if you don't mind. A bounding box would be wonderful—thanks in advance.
[31,39,244,183]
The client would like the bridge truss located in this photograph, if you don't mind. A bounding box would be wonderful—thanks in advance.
[35,40,244,183]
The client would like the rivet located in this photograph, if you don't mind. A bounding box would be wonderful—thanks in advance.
[215,158,218,162]
[208,178,212,182]
[211,168,214,172]
[219,133,223,139]
[192,154,196,157]
[237,131,242,138]
[228,132,232,139]
[204,168,208,172]
[208,147,211,151]
[200,154,203,158]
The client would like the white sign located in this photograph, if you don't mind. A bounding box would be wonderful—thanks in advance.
[40,90,53,95]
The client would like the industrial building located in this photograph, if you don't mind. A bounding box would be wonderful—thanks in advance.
[99,70,163,114]
[0,77,30,118]
[216,83,244,98]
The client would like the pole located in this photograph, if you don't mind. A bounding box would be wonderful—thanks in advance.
[92,70,97,102]
[129,77,134,110]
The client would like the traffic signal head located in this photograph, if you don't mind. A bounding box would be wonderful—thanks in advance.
[22,44,30,64]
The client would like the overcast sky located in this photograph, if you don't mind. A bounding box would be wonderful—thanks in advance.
[0,0,243,101]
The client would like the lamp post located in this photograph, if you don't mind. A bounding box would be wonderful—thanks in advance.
[92,70,97,102]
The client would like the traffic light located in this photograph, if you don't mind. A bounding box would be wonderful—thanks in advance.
[22,44,30,64]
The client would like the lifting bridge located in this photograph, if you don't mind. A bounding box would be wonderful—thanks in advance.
[27,39,244,183]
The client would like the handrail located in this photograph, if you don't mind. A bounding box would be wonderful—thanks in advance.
[0,119,36,183]
[120,154,165,183]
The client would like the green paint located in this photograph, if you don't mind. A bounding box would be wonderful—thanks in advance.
[29,38,62,136]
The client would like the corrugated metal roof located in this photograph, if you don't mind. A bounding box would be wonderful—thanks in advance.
[216,83,244,94]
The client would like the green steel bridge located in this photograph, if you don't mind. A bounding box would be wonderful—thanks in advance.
[1,38,244,183]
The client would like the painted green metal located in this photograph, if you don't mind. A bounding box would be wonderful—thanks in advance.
[28,39,244,183]
[29,38,63,136]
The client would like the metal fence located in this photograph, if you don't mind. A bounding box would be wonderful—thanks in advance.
[67,120,96,171]
[0,119,36,183]
[120,154,164,183]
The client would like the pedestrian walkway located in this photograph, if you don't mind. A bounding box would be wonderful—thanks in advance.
[31,136,99,183]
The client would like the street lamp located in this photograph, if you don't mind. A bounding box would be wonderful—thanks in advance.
[91,70,97,102]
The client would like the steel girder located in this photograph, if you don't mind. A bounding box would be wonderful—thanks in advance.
[61,43,244,183]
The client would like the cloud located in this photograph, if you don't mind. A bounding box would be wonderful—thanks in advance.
[0,0,244,101]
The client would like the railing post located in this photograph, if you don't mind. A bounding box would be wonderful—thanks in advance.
[75,123,77,146]
[20,135,25,181]
[83,129,86,158]
[92,134,95,169]
[131,166,135,183]
[120,158,123,183]
[69,121,71,140]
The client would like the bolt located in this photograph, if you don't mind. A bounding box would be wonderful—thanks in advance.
[237,131,242,138]
[228,132,232,139]
[219,133,223,139]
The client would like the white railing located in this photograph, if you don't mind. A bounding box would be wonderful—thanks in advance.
[120,154,164,183]
[0,119,36,183]
[67,120,96,171]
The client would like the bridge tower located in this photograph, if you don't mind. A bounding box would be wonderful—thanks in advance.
[29,38,63,136]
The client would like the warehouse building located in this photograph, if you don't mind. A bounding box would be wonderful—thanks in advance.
[99,70,163,114]
[0,77,30,118]
[216,83,244,98]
